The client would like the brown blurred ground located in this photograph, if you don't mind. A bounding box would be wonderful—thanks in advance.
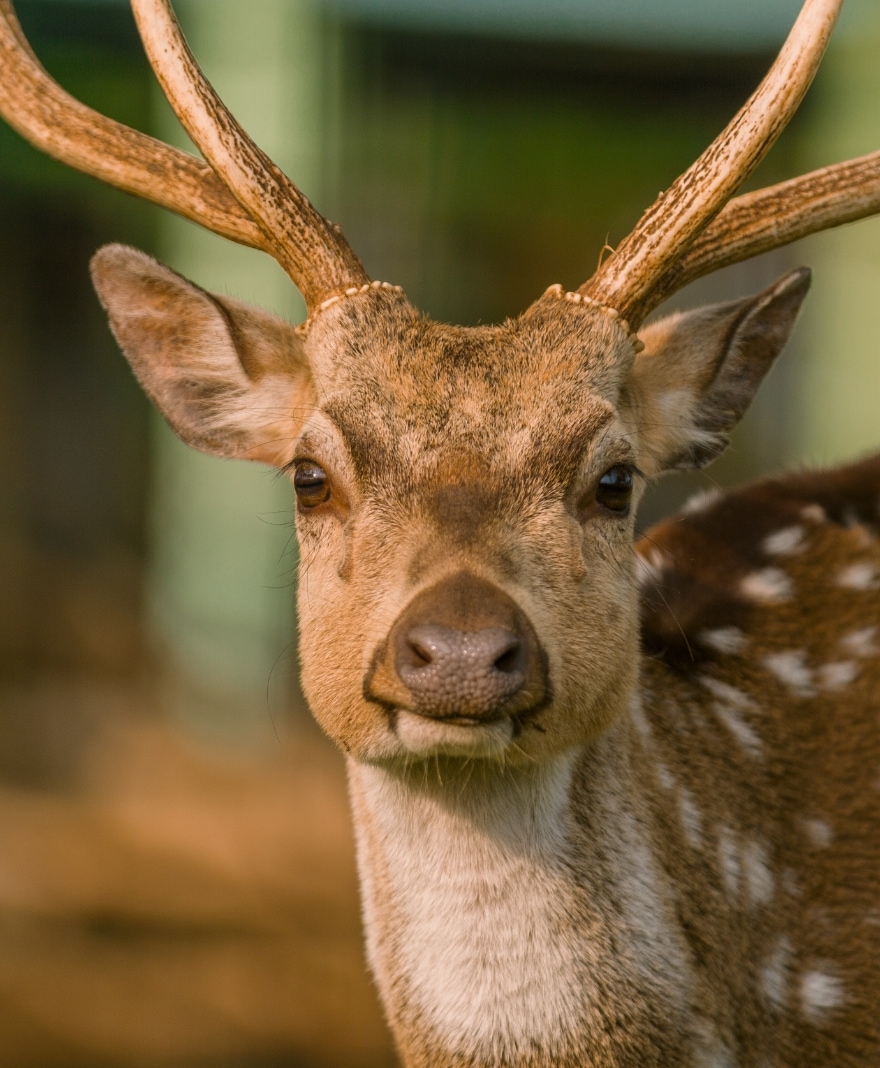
[0,679,396,1068]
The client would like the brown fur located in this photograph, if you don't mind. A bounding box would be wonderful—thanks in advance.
[90,245,878,1066]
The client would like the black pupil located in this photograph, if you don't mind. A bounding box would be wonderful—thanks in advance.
[294,464,328,502]
[596,466,633,512]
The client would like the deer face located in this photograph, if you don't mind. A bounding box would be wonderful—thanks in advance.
[294,288,643,763]
[92,245,809,765]
[2,0,868,762]
[1,0,862,768]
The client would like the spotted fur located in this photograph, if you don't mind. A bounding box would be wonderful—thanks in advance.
[635,457,880,1066]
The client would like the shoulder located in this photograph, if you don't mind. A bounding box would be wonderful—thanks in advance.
[635,453,880,673]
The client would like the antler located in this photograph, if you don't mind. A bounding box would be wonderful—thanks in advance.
[0,0,369,312]
[579,0,846,327]
[4,0,878,324]
[129,0,369,310]
[0,0,264,248]
[651,151,880,306]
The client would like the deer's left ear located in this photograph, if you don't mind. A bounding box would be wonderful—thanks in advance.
[620,267,811,475]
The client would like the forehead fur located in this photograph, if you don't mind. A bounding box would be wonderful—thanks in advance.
[300,289,636,480]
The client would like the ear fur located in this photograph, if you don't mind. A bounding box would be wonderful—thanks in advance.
[90,244,314,467]
[622,268,811,475]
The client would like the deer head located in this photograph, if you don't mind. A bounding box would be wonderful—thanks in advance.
[2,0,878,763]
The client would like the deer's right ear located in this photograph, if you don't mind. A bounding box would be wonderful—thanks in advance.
[90,244,314,467]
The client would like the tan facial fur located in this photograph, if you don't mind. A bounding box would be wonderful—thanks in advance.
[294,287,643,765]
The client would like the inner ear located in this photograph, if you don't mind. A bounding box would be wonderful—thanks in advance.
[91,243,315,467]
[621,268,811,476]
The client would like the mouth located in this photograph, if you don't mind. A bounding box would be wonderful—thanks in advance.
[422,711,506,727]
[393,708,515,758]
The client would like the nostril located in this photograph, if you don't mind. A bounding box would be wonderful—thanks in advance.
[400,626,453,672]
[407,638,433,668]
[493,640,521,674]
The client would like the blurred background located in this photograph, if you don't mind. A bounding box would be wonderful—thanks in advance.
[0,0,878,1063]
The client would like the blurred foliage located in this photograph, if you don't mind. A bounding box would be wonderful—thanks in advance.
[0,7,158,690]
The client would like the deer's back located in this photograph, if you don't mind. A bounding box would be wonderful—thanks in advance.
[634,454,880,1065]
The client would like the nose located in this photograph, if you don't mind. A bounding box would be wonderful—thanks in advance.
[366,572,547,722]
[398,624,526,719]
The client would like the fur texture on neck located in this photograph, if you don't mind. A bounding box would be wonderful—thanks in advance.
[347,725,720,1067]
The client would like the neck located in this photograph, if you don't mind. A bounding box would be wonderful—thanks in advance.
[346,718,711,1067]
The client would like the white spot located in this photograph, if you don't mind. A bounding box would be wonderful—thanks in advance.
[800,504,827,525]
[699,626,748,655]
[742,839,774,908]
[800,968,845,1023]
[678,787,704,849]
[762,650,815,697]
[697,1035,736,1068]
[836,561,879,590]
[700,676,763,757]
[762,525,806,557]
[817,660,859,691]
[741,567,792,604]
[717,825,741,900]
[840,626,878,658]
[712,702,763,757]
[682,488,723,516]
[655,761,676,791]
[760,936,792,1009]
[630,693,653,744]
[699,676,752,708]
[635,547,667,587]
[802,817,833,849]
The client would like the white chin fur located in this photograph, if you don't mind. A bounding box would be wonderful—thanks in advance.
[395,710,514,757]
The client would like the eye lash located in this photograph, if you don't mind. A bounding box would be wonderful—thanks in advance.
[282,454,316,474]
[594,460,643,482]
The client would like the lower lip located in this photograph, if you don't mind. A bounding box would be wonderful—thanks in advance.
[394,709,514,757]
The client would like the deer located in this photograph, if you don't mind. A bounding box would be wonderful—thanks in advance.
[2,0,879,1064]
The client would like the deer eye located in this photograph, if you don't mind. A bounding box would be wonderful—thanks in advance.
[293,461,331,508]
[595,465,634,515]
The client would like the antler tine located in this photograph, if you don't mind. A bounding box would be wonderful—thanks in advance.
[579,0,844,328]
[651,151,880,307]
[130,0,370,311]
[0,0,266,250]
